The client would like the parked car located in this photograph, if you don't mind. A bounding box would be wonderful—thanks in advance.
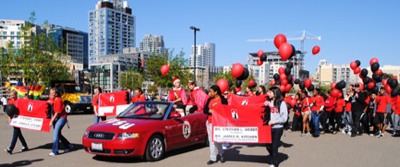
[82,101,208,161]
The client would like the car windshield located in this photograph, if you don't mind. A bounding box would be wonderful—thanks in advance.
[117,102,170,120]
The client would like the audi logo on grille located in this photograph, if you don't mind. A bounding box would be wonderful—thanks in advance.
[94,133,105,138]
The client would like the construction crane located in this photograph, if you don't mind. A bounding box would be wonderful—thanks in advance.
[247,30,321,58]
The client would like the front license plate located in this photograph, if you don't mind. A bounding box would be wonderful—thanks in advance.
[91,143,103,151]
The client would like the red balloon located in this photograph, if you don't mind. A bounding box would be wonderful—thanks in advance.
[331,89,340,98]
[280,73,287,81]
[217,79,229,93]
[279,43,293,61]
[285,84,293,92]
[278,67,285,74]
[350,61,358,70]
[231,63,244,79]
[359,83,364,91]
[312,45,320,55]
[353,67,361,74]
[370,58,379,66]
[257,50,264,58]
[248,79,256,87]
[281,79,288,86]
[385,86,392,94]
[338,92,343,99]
[304,78,312,89]
[331,82,337,90]
[375,69,383,75]
[160,65,170,76]
[270,80,276,86]
[257,59,263,66]
[368,82,375,89]
[280,85,286,93]
[382,79,388,86]
[274,34,287,49]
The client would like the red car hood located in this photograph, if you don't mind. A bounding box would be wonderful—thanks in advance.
[86,118,161,132]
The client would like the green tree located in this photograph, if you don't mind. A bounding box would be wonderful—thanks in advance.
[119,67,144,90]
[0,12,70,86]
[145,50,192,93]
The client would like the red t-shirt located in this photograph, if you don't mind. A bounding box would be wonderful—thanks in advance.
[335,98,345,113]
[207,96,223,123]
[395,96,400,115]
[54,97,67,118]
[132,94,146,103]
[301,97,311,113]
[324,97,336,112]
[8,98,17,105]
[92,95,99,112]
[376,95,388,113]
[345,101,352,112]
[311,95,325,112]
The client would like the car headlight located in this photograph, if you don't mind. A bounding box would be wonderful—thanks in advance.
[118,132,139,139]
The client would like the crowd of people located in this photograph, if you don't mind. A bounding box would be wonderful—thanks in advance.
[3,77,399,167]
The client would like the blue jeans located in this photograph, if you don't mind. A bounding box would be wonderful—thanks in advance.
[94,115,106,124]
[394,114,400,134]
[8,127,28,151]
[311,111,321,136]
[52,117,70,154]
[342,112,353,128]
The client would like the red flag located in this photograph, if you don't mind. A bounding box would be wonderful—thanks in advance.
[229,94,267,106]
[98,90,130,116]
[10,99,51,132]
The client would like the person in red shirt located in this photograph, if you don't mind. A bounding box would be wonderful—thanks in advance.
[168,78,187,115]
[374,87,389,138]
[300,90,311,136]
[203,85,228,165]
[322,91,336,133]
[92,87,106,124]
[131,88,146,103]
[334,94,345,134]
[342,88,353,135]
[4,90,28,154]
[291,93,303,132]
[48,88,72,156]
[245,86,255,97]
[186,80,208,114]
[393,93,400,136]
[311,88,325,137]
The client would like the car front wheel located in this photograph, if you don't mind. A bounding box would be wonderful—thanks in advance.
[65,102,74,114]
[145,135,165,161]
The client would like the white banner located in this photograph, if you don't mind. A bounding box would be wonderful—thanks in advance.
[10,115,44,131]
[213,126,259,143]
[98,106,114,116]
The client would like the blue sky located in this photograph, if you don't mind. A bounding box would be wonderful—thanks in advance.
[1,0,399,74]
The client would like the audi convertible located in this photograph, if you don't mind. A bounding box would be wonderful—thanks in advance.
[82,101,208,161]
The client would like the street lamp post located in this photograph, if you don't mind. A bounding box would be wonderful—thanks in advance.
[190,26,200,82]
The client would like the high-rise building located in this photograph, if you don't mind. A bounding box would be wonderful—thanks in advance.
[317,59,361,85]
[0,19,43,49]
[88,0,136,65]
[189,42,215,67]
[139,34,167,54]
[47,25,89,68]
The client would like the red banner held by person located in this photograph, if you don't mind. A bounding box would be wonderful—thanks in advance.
[212,103,271,143]
[10,99,51,132]
[98,90,130,116]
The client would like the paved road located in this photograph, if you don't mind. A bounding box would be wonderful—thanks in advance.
[1,111,399,167]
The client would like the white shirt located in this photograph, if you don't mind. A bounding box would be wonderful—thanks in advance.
[1,97,7,105]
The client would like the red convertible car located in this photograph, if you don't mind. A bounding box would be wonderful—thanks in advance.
[82,101,208,161]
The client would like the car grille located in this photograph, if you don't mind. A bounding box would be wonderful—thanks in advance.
[88,132,115,140]
[80,96,92,103]
[90,148,111,154]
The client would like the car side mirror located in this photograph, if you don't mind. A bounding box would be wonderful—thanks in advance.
[169,111,181,119]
